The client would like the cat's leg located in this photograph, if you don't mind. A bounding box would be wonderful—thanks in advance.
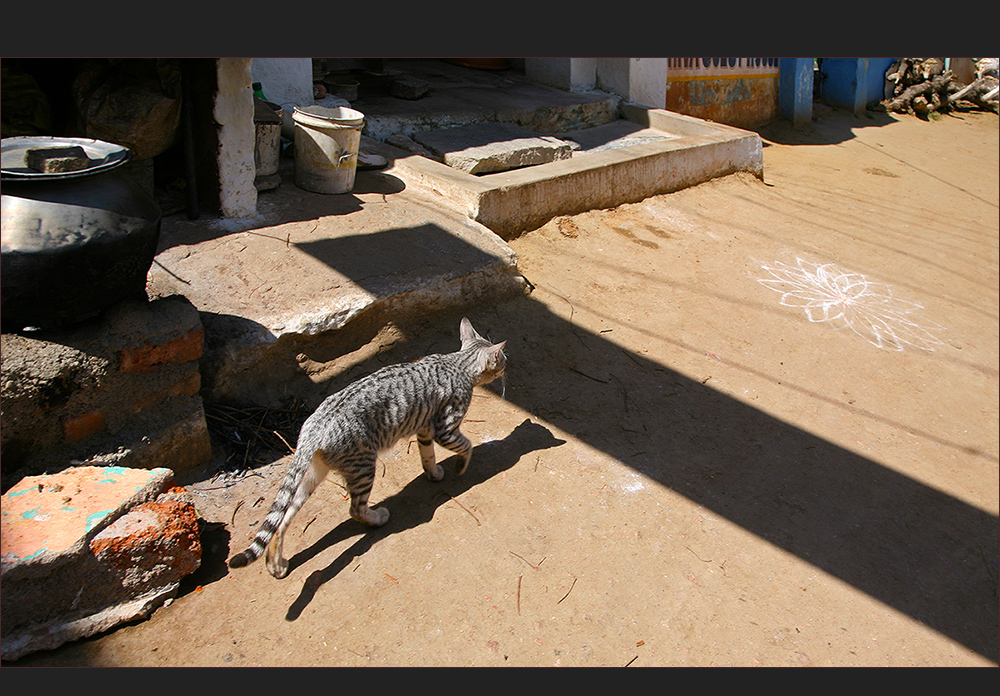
[265,450,327,579]
[434,425,473,475]
[344,450,390,526]
[417,426,444,481]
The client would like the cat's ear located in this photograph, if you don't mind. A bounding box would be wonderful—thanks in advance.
[460,317,482,346]
[488,341,507,366]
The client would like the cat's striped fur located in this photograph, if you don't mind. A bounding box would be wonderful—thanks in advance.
[228,318,506,579]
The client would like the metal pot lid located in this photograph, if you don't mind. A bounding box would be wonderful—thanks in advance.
[1,136,133,181]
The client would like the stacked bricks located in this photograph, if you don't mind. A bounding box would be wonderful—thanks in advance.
[1,466,201,661]
[1,295,212,492]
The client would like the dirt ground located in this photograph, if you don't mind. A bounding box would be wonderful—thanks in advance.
[9,107,998,667]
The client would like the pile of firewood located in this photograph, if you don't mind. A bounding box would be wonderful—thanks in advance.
[880,58,998,116]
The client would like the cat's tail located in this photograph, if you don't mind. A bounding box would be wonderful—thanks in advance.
[228,451,307,569]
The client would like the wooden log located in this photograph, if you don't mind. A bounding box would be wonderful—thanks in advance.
[883,72,955,113]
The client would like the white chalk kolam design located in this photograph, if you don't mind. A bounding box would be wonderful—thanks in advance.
[758,258,946,351]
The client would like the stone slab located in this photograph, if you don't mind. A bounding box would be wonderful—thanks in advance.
[148,174,529,406]
[389,76,429,100]
[1,465,201,661]
[412,122,573,174]
[1,466,174,575]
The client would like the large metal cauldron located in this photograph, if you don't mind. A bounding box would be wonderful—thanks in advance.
[1,136,161,331]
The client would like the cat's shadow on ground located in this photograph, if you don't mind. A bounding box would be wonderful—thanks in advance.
[283,418,564,621]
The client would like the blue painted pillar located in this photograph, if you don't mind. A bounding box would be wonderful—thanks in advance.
[779,58,814,127]
[819,58,897,114]
[819,58,864,113]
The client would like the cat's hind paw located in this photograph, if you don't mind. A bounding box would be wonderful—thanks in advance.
[424,463,445,481]
[267,557,290,579]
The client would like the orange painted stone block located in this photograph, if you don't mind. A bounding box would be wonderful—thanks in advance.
[1,465,200,661]
[1,466,174,568]
[89,499,201,577]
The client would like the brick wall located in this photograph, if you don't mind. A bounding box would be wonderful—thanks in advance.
[1,296,212,491]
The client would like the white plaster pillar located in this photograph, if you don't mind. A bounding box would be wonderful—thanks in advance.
[214,58,258,219]
[526,58,597,91]
[628,58,668,109]
[596,58,668,108]
[596,58,631,100]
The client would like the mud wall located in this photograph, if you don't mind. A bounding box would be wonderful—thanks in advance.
[663,57,781,129]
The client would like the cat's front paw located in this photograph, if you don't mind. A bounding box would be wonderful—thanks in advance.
[369,506,390,526]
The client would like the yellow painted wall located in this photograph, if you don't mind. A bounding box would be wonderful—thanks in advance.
[665,58,780,129]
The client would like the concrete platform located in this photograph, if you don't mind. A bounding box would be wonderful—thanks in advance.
[352,59,622,141]
[368,103,763,240]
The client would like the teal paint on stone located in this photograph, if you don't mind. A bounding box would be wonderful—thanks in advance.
[85,510,113,533]
[6,486,36,498]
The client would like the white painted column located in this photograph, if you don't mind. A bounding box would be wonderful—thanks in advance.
[628,58,668,109]
[214,58,258,219]
[595,58,668,108]
[526,58,597,92]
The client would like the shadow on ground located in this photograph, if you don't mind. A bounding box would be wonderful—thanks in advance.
[155,167,408,252]
[283,418,565,621]
[280,228,999,661]
[757,107,898,146]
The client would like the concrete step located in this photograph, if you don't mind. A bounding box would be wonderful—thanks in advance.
[375,104,764,240]
[351,59,622,141]
[149,178,529,407]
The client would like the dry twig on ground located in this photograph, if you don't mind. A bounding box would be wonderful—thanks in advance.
[204,401,307,476]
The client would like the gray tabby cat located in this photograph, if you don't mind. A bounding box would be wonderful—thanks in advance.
[228,317,506,579]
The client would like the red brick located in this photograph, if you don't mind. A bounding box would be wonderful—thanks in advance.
[118,329,204,374]
[63,411,105,442]
[132,371,202,412]
[89,499,202,577]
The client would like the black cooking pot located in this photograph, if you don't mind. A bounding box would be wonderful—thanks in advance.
[1,136,161,331]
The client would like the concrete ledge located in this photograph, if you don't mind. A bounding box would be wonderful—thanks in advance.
[149,190,529,406]
[384,106,763,240]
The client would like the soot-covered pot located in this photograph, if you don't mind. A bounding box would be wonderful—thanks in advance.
[1,136,161,331]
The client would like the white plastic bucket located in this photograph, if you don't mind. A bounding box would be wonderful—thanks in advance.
[292,105,365,194]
